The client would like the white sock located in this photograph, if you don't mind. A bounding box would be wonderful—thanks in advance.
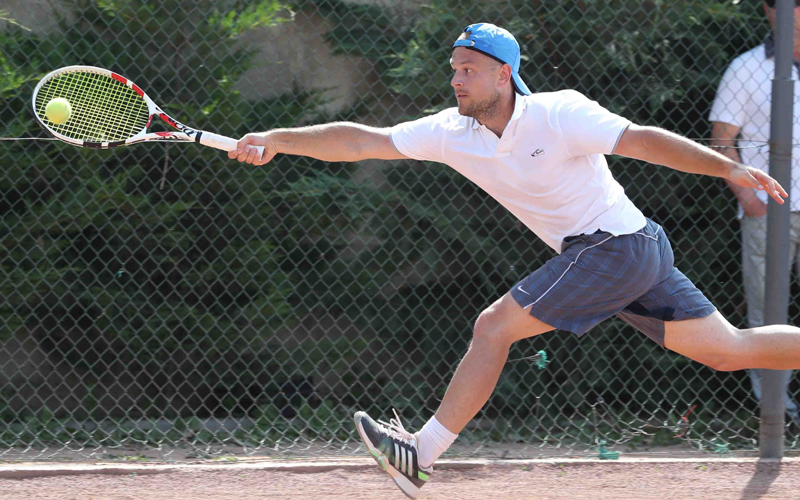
[415,416,458,469]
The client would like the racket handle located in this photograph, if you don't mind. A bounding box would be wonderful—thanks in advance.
[198,131,265,158]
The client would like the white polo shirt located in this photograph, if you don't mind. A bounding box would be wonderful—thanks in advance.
[709,42,800,214]
[389,89,646,253]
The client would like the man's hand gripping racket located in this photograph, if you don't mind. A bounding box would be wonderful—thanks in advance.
[228,133,278,166]
[32,65,264,158]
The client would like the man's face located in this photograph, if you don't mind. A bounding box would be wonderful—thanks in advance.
[450,47,507,119]
[764,4,800,43]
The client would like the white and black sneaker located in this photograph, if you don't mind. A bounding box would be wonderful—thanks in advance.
[354,409,432,499]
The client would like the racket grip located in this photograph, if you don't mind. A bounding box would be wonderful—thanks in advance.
[198,131,265,158]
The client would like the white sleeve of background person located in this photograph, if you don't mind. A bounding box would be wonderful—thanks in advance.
[554,90,632,157]
[708,58,747,128]
[389,110,450,163]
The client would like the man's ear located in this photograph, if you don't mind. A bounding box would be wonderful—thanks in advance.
[499,63,513,87]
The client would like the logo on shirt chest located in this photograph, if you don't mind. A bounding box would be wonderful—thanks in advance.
[531,149,545,157]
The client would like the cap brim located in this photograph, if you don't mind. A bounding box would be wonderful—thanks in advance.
[511,72,531,95]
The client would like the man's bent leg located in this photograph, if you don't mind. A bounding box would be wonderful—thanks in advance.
[665,311,800,370]
[434,292,555,434]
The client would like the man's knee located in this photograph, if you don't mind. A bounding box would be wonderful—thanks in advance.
[703,327,749,372]
[666,312,749,371]
[471,294,554,346]
[473,303,509,345]
[706,356,743,372]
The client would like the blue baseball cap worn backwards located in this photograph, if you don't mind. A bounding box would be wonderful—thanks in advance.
[453,23,532,96]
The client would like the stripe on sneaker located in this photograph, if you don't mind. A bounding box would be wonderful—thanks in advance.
[353,411,430,497]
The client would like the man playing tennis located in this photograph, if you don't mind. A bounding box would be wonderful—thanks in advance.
[231,23,797,499]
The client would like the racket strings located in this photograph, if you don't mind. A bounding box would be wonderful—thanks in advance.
[34,71,149,142]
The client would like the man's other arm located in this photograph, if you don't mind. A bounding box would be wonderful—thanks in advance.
[614,124,786,205]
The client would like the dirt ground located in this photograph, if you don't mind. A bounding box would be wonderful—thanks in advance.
[1,458,800,500]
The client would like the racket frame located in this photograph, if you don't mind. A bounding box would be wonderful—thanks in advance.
[32,65,251,153]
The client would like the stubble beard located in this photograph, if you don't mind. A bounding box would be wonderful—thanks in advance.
[459,89,502,123]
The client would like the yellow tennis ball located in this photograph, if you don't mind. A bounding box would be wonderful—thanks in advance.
[45,98,71,125]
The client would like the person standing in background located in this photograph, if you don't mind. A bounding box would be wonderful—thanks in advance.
[710,0,800,423]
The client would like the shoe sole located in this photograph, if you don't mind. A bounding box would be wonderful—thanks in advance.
[354,412,421,500]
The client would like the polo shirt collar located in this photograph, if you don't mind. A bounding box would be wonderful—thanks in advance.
[470,93,526,129]
[765,33,776,59]
[510,92,525,120]
[764,32,799,61]
[764,33,800,69]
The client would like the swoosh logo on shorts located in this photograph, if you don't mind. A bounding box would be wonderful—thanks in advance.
[517,285,531,295]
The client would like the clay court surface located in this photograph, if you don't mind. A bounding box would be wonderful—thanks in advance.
[1,457,799,499]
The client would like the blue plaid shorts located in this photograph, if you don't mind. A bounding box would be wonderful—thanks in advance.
[509,218,716,346]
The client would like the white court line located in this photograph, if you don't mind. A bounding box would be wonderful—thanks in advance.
[2,455,800,479]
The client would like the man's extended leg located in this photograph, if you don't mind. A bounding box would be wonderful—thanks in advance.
[433,292,554,434]
[353,293,552,498]
[354,220,670,498]
[664,311,800,371]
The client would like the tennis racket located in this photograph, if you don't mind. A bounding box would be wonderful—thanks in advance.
[31,65,263,156]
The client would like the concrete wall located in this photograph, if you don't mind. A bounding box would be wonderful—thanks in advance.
[0,0,64,34]
[235,9,378,118]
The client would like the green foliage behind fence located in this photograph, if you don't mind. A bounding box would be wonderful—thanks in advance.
[0,0,795,457]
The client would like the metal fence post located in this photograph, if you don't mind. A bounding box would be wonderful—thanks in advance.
[760,0,795,460]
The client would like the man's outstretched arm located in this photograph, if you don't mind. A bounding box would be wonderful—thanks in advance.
[228,122,409,165]
[615,124,787,204]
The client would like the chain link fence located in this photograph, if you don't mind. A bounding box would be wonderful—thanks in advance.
[1,0,799,460]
